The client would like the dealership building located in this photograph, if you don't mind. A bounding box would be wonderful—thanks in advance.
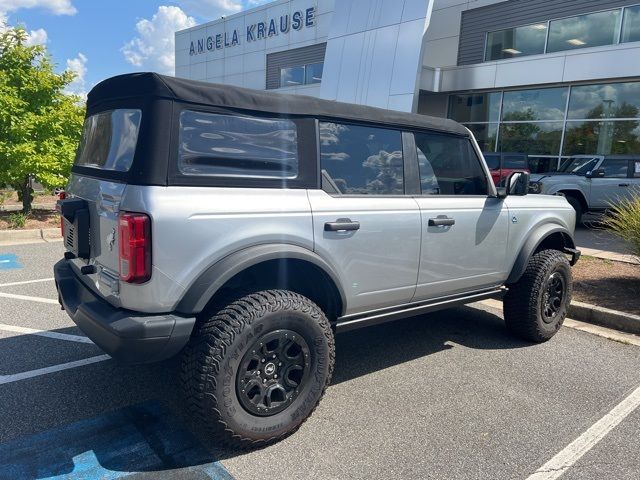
[175,0,640,171]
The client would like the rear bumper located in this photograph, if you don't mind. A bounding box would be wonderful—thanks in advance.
[54,259,196,364]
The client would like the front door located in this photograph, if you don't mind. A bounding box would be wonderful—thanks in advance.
[309,122,421,315]
[589,158,634,208]
[410,131,509,300]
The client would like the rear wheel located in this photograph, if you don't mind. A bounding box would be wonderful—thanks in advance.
[504,249,572,342]
[181,290,334,448]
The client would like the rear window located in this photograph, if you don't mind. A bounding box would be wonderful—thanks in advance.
[74,109,141,172]
[503,154,527,169]
[178,111,298,179]
[483,153,500,170]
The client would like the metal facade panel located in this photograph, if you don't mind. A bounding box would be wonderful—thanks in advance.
[266,43,327,89]
[458,0,638,65]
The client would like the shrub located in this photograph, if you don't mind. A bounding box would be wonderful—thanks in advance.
[7,212,28,229]
[603,192,640,258]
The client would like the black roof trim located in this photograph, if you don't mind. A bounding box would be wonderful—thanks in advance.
[87,72,469,136]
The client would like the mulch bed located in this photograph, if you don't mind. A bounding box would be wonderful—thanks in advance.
[572,256,640,316]
[0,210,60,230]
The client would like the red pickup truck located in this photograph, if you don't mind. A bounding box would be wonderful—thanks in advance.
[484,152,530,186]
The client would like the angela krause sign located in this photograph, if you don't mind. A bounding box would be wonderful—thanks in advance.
[189,6,316,56]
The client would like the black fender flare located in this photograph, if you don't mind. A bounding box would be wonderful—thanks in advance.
[506,224,576,284]
[175,244,346,315]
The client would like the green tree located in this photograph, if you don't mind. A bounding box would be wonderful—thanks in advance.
[0,26,85,212]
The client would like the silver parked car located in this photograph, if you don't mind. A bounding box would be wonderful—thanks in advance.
[529,154,640,223]
[55,73,580,448]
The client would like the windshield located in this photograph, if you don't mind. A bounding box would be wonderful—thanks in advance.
[74,109,142,172]
[558,157,599,176]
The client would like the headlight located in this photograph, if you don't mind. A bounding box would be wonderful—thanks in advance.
[529,182,542,194]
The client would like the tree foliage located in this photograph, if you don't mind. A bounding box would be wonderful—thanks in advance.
[0,26,85,212]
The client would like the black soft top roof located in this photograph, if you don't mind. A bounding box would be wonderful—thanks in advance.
[87,72,469,137]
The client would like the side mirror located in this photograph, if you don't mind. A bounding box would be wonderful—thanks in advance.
[497,171,530,198]
[586,168,605,179]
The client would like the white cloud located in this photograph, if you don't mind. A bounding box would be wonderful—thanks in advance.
[178,0,242,20]
[64,52,88,98]
[0,0,76,16]
[122,6,196,75]
[25,27,48,45]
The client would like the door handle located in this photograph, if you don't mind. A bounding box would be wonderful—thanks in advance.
[619,183,630,187]
[324,219,360,232]
[428,217,455,227]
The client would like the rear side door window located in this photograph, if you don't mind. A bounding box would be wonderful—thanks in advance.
[414,132,489,196]
[319,122,404,195]
[634,160,640,178]
[178,111,298,179]
[600,159,630,178]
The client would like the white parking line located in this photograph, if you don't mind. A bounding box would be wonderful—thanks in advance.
[0,291,59,304]
[0,355,110,385]
[0,277,54,288]
[527,384,640,479]
[0,323,93,344]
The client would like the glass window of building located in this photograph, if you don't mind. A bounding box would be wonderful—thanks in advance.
[622,5,640,43]
[280,66,305,87]
[563,120,640,156]
[319,122,404,195]
[449,92,501,123]
[485,23,547,61]
[498,122,563,155]
[547,9,621,53]
[568,82,640,120]
[305,62,323,84]
[465,123,498,152]
[502,88,567,121]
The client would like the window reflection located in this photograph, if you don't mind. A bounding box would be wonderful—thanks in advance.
[547,10,621,53]
[485,23,547,61]
[280,66,305,87]
[465,123,498,152]
[305,62,323,84]
[449,93,501,123]
[622,5,640,43]
[568,82,640,120]
[502,88,567,121]
[499,122,563,155]
[319,122,404,195]
[563,120,640,155]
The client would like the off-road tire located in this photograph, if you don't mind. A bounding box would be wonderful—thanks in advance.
[504,249,572,342]
[565,195,583,226]
[181,290,335,448]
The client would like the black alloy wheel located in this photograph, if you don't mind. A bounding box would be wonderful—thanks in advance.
[237,329,310,416]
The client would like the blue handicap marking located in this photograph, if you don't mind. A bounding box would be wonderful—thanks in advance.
[0,401,234,479]
[0,253,22,270]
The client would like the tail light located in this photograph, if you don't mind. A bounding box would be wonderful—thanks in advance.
[118,212,151,283]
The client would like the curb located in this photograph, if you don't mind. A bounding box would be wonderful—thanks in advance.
[568,301,640,336]
[0,228,61,244]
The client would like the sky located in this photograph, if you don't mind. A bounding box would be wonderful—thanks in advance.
[0,0,271,97]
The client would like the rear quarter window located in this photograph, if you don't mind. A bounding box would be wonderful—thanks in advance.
[74,109,141,172]
[178,111,298,179]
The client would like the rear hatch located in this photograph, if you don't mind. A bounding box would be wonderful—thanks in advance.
[59,109,142,301]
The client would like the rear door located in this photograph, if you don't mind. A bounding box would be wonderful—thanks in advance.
[589,158,633,208]
[62,109,142,296]
[308,121,421,315]
[411,131,509,300]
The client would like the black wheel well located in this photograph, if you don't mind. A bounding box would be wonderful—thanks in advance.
[558,190,587,211]
[534,231,574,254]
[202,258,343,323]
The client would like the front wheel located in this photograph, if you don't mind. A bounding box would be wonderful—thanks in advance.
[181,290,335,448]
[504,249,572,342]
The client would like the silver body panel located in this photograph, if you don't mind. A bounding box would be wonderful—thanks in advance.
[65,174,576,316]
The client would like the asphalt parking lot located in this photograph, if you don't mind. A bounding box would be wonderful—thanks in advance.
[1,241,640,479]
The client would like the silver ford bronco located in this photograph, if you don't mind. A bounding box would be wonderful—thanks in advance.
[54,73,580,447]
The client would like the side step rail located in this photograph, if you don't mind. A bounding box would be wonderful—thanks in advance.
[335,288,506,333]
